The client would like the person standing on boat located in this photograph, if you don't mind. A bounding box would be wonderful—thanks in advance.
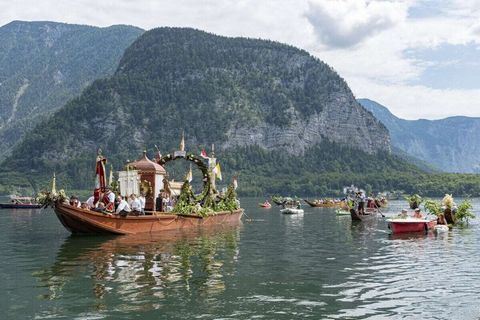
[139,192,146,215]
[116,196,131,217]
[357,191,366,214]
[155,191,163,212]
[103,187,115,213]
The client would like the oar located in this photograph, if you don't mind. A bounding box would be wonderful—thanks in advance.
[373,201,385,218]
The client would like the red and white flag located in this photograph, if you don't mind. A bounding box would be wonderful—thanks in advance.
[200,149,209,159]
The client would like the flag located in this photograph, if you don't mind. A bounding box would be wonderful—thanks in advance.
[94,151,107,205]
[232,176,238,190]
[213,163,222,181]
[154,145,162,160]
[179,132,185,151]
[200,149,209,159]
[108,164,114,186]
[186,164,193,182]
[51,172,57,195]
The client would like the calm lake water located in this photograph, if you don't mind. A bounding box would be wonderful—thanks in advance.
[1,198,480,319]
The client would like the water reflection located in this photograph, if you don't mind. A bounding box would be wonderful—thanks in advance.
[34,224,241,316]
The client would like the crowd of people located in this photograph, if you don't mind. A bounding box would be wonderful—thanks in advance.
[68,187,147,216]
[67,187,180,216]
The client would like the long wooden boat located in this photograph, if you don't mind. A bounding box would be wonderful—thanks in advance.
[350,209,377,221]
[0,195,42,209]
[387,218,437,234]
[0,203,42,209]
[54,203,243,235]
[303,199,346,208]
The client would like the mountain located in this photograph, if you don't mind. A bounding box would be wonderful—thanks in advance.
[5,27,478,197]
[0,20,143,159]
[359,98,480,173]
[0,27,398,193]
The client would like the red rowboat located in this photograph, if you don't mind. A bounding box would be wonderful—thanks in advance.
[387,218,437,234]
[259,203,272,208]
[54,203,243,235]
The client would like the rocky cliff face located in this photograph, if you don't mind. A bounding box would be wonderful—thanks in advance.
[359,98,480,173]
[226,93,390,155]
[0,21,143,159]
[3,28,391,188]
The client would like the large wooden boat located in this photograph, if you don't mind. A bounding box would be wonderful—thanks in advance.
[0,196,42,209]
[387,218,437,234]
[54,203,243,235]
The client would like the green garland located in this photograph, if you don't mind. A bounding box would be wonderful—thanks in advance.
[37,190,67,208]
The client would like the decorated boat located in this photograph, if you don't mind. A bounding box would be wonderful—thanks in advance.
[280,208,304,215]
[0,195,42,209]
[40,139,244,235]
[387,218,437,234]
[303,199,346,208]
[280,199,303,214]
[53,203,242,235]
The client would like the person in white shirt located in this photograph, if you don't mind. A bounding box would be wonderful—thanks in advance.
[130,194,141,216]
[116,196,131,217]
[86,196,95,209]
[139,193,146,215]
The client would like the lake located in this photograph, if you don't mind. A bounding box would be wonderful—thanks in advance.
[1,198,479,319]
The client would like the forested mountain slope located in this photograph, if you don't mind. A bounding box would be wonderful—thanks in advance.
[0,20,143,158]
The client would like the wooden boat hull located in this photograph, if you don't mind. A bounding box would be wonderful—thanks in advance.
[304,199,344,208]
[387,219,437,234]
[54,203,243,235]
[350,209,376,221]
[0,203,42,209]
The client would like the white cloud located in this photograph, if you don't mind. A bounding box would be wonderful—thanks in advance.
[305,0,408,48]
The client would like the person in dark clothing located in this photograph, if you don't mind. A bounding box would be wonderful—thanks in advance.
[155,191,163,212]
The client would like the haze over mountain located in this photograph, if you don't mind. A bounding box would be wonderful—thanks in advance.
[359,98,480,173]
[0,27,427,195]
[0,20,143,159]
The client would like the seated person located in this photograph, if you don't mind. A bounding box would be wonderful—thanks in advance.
[80,202,89,209]
[85,196,95,209]
[130,194,142,216]
[69,195,81,208]
[413,208,423,219]
[116,195,131,217]
[437,213,448,225]
[399,209,408,218]
[93,202,106,213]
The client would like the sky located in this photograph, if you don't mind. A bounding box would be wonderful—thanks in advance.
[1,0,480,120]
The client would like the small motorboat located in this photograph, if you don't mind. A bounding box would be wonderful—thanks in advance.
[259,202,272,208]
[280,208,304,215]
[387,218,437,234]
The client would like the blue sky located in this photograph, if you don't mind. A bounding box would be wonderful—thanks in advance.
[1,0,479,119]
